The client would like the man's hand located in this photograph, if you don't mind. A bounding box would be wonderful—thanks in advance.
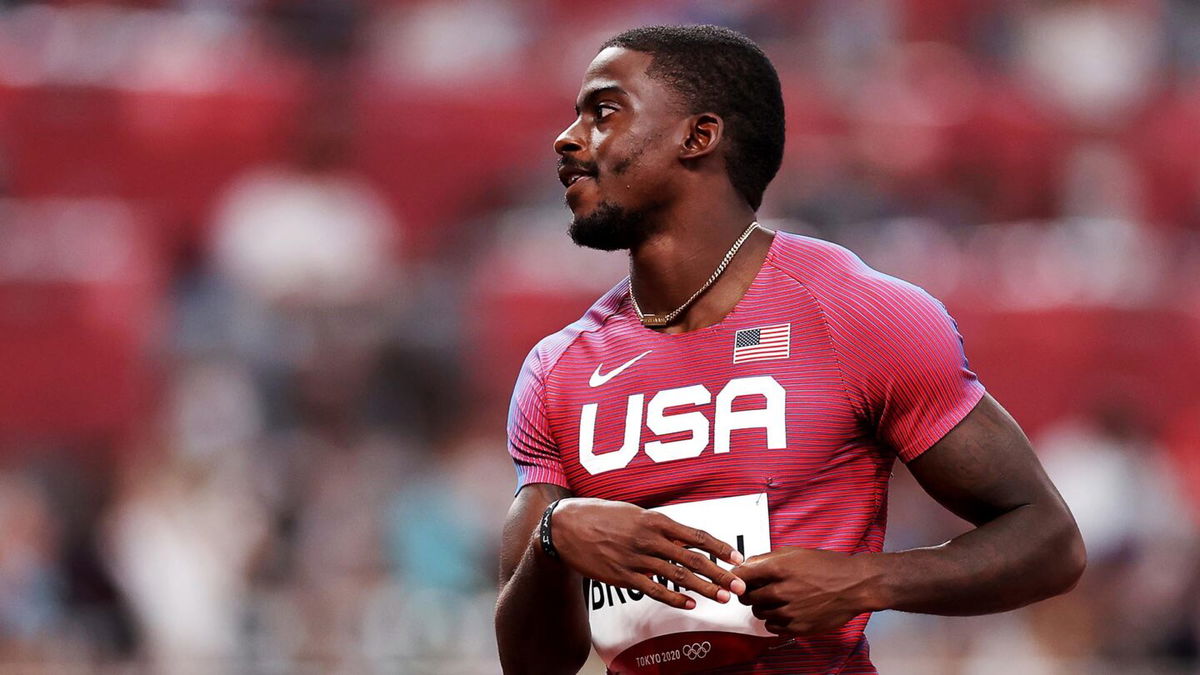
[735,548,880,636]
[552,498,748,609]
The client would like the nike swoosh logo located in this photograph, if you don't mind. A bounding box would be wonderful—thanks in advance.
[589,350,653,387]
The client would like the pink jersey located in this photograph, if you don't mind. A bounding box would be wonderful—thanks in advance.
[507,232,985,674]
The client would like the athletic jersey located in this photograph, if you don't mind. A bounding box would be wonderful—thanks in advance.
[506,231,985,674]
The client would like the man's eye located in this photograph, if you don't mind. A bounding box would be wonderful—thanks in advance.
[596,104,617,119]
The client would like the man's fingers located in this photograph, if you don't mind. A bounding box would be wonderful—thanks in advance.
[750,603,773,621]
[751,604,794,635]
[627,573,695,610]
[732,555,779,588]
[739,585,781,607]
[648,541,746,596]
[651,514,744,565]
[643,558,731,604]
[763,620,792,636]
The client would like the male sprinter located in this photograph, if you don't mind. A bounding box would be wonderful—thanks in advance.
[495,25,1085,674]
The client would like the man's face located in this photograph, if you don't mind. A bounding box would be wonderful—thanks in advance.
[555,47,686,250]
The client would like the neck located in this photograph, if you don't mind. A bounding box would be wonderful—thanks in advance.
[628,197,770,334]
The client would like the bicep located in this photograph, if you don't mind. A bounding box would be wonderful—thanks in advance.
[906,394,1066,527]
[499,482,573,585]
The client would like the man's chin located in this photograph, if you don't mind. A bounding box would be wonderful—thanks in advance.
[568,219,626,251]
[564,191,599,218]
[567,201,647,251]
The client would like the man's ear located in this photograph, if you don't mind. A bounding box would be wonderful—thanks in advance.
[679,113,723,160]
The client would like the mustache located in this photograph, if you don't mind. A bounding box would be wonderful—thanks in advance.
[558,157,598,175]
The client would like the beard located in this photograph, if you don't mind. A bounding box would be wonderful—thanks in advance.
[568,201,659,251]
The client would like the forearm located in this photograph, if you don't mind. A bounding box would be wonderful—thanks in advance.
[861,501,1086,616]
[495,530,591,674]
[857,395,1087,617]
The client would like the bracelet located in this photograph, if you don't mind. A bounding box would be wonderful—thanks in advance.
[538,499,564,559]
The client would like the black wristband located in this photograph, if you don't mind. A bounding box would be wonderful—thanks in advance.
[538,499,564,559]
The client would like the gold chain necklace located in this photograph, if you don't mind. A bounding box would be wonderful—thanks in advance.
[630,221,760,328]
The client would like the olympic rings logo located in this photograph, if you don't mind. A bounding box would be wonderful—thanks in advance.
[682,641,711,660]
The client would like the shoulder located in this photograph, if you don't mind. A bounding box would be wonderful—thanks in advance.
[520,278,630,383]
[766,230,951,325]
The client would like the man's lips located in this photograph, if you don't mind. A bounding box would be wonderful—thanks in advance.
[563,174,595,202]
[565,175,594,192]
[558,163,598,187]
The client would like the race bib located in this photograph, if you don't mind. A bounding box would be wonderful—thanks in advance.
[588,493,784,674]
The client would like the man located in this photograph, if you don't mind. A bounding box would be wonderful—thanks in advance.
[495,25,1085,674]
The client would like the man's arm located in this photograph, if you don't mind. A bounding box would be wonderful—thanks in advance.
[736,395,1086,634]
[495,483,590,675]
[495,483,749,673]
[866,393,1086,614]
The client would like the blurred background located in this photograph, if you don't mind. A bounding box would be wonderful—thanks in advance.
[0,0,1197,673]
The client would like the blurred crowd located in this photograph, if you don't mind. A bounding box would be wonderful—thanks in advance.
[0,0,1198,673]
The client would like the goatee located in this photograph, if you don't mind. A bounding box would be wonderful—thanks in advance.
[569,201,658,251]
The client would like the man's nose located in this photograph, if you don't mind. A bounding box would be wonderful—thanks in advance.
[554,117,585,156]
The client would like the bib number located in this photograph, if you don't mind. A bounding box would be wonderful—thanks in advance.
[588,493,779,674]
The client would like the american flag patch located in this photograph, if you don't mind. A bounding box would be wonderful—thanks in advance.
[733,324,791,364]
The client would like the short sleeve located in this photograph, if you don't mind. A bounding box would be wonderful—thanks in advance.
[823,274,985,463]
[507,347,570,491]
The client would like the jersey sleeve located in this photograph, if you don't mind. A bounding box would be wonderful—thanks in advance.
[506,346,570,491]
[821,268,986,463]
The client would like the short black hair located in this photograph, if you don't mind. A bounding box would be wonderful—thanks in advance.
[600,25,785,211]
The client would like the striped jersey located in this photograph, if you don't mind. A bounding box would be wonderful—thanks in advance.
[506,231,985,674]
